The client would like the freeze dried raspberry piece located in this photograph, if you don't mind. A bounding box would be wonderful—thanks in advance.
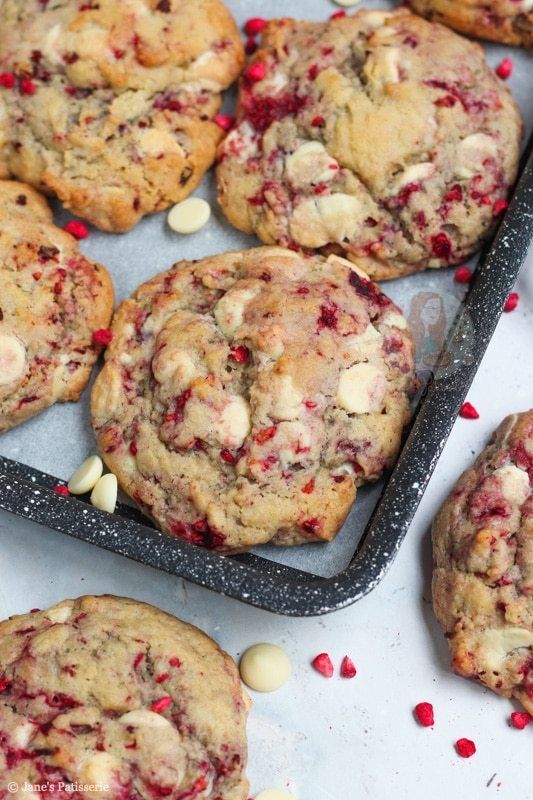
[455,738,476,757]
[64,220,90,239]
[217,8,521,280]
[312,653,334,677]
[340,656,357,679]
[510,711,532,729]
[496,58,513,80]
[92,329,114,346]
[459,402,479,420]
[504,293,519,313]
[454,266,472,284]
[414,702,434,726]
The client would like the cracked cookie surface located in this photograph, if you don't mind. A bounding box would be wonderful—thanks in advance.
[0,180,113,433]
[408,0,533,47]
[216,8,521,280]
[433,411,533,712]
[0,0,243,232]
[0,595,249,800]
[91,247,416,553]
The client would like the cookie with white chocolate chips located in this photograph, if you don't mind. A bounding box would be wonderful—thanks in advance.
[0,180,114,433]
[216,8,521,280]
[91,247,417,553]
[0,595,250,799]
[0,0,243,232]
[433,411,533,713]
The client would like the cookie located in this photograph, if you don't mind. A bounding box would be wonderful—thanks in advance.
[0,0,244,232]
[0,595,249,799]
[408,0,533,47]
[432,411,533,712]
[216,8,521,280]
[91,247,417,553]
[0,180,114,433]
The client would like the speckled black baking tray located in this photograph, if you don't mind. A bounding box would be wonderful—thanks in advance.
[1,134,532,616]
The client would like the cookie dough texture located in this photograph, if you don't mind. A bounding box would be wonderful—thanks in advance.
[408,0,533,47]
[433,411,533,712]
[0,0,244,232]
[216,9,521,280]
[0,180,113,433]
[91,247,417,553]
[0,595,249,799]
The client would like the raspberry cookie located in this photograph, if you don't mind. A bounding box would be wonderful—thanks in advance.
[216,9,521,280]
[0,0,243,232]
[91,247,416,553]
[433,411,533,712]
[408,0,533,47]
[0,595,249,799]
[0,180,114,433]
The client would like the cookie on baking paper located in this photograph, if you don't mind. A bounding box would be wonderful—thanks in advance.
[216,8,521,280]
[0,595,249,799]
[91,247,417,553]
[432,411,533,712]
[0,0,244,232]
[408,0,532,47]
[0,180,114,433]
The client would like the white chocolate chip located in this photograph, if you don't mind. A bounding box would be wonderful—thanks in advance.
[79,752,120,789]
[366,47,403,86]
[44,604,72,624]
[0,334,27,386]
[215,396,251,449]
[326,253,369,279]
[90,473,118,514]
[255,791,295,800]
[120,709,173,729]
[393,162,435,191]
[332,462,357,478]
[364,10,391,27]
[478,626,533,671]
[456,133,498,179]
[138,129,184,158]
[333,0,361,5]
[240,643,291,692]
[270,376,303,421]
[167,198,211,234]
[316,194,359,241]
[285,142,338,189]
[381,311,408,330]
[68,455,104,495]
[10,719,37,748]
[337,363,387,414]
[153,348,196,388]
[214,287,260,336]
[492,464,530,505]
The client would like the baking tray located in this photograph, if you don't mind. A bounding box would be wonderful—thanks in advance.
[1,1,532,615]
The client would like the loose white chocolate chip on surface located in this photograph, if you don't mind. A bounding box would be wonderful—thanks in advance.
[167,198,211,234]
[68,455,104,495]
[333,0,361,6]
[337,363,387,414]
[215,395,251,449]
[0,333,27,386]
[90,473,118,514]
[240,643,292,692]
[255,791,296,800]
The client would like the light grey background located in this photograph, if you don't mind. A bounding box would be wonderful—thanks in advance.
[0,1,532,797]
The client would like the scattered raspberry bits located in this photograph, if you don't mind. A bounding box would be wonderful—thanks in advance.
[340,656,357,679]
[52,484,70,497]
[20,78,36,95]
[244,17,267,36]
[510,711,532,730]
[330,9,347,18]
[504,292,519,313]
[92,329,114,346]
[455,738,476,758]
[150,696,173,713]
[246,62,266,82]
[312,653,334,678]
[64,220,89,239]
[454,266,472,284]
[0,72,16,88]
[495,58,513,80]
[413,702,434,727]
[214,114,233,131]
[459,402,479,420]
[493,199,508,217]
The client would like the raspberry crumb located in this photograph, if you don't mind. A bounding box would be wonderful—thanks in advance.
[255,426,277,445]
[301,478,315,494]
[330,10,347,19]
[460,402,479,420]
[214,114,233,131]
[155,672,170,684]
[92,329,113,346]
[246,62,266,82]
[64,220,89,239]
[431,232,452,260]
[229,345,249,363]
[510,711,532,730]
[0,72,16,88]
[454,266,472,284]
[52,484,70,497]
[493,199,508,217]
[311,115,325,127]
[312,653,334,678]
[244,17,267,36]
[495,58,513,80]
[340,656,357,679]
[20,78,36,95]
[414,702,434,727]
[220,449,237,465]
[245,38,258,55]
[504,292,519,312]
[455,738,476,758]
[151,696,173,713]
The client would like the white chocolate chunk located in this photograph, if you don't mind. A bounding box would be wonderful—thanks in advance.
[316,194,359,241]
[215,396,251,449]
[393,162,435,191]
[167,198,211,234]
[382,311,408,330]
[285,141,338,189]
[120,709,173,729]
[333,0,361,5]
[492,464,530,505]
[79,752,120,790]
[153,349,196,388]
[240,643,291,692]
[90,473,118,514]
[270,376,303,421]
[11,720,37,748]
[332,462,357,478]
[0,333,27,386]
[214,287,259,336]
[363,10,391,27]
[456,133,498,179]
[326,253,369,279]
[68,455,104,495]
[138,129,184,157]
[290,198,329,247]
[479,627,533,671]
[337,363,387,414]
[366,47,403,86]
[255,791,295,800]
[44,604,72,624]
